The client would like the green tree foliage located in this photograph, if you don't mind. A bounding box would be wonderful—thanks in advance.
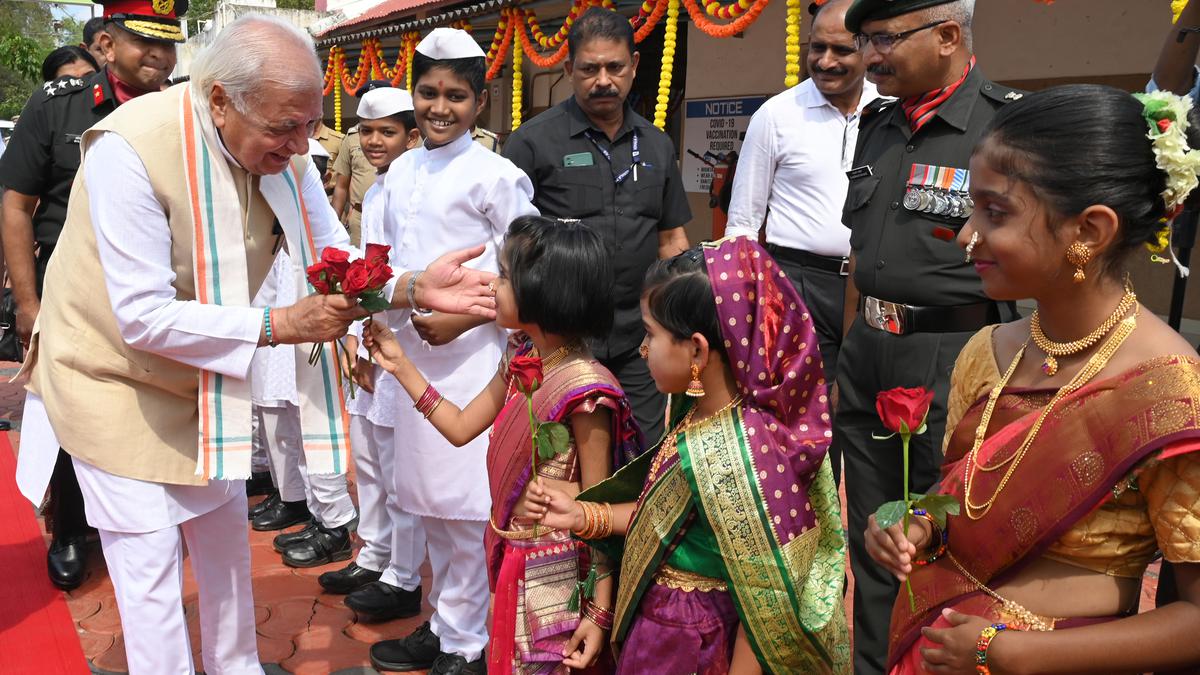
[0,2,84,118]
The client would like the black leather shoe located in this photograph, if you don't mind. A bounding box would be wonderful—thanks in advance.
[346,580,423,621]
[248,492,280,520]
[318,561,382,594]
[430,653,485,675]
[272,522,317,553]
[245,471,276,497]
[369,621,440,672]
[47,536,87,591]
[251,499,310,531]
[281,524,351,568]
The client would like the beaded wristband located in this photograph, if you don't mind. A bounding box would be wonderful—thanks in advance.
[263,307,276,346]
[975,623,1007,674]
[909,508,948,565]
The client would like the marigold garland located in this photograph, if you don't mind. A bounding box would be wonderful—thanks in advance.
[333,77,343,132]
[633,0,670,41]
[704,0,752,20]
[654,0,680,129]
[512,39,524,129]
[486,9,515,81]
[784,0,801,87]
[516,13,571,69]
[682,0,769,38]
[1176,0,1189,22]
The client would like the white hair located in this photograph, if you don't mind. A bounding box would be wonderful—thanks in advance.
[925,0,975,51]
[190,14,322,112]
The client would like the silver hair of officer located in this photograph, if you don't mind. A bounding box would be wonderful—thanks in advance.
[189,14,323,112]
[924,0,975,51]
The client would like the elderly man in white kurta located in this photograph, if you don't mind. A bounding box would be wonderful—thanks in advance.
[14,15,503,675]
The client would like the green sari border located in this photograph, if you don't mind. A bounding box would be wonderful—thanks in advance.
[678,408,837,673]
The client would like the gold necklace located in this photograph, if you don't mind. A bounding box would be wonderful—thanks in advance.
[538,343,580,371]
[963,308,1138,520]
[648,396,743,478]
[1029,288,1136,376]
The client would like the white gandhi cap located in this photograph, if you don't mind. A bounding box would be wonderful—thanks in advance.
[357,87,415,119]
[415,27,486,60]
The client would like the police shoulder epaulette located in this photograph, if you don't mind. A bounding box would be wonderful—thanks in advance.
[862,96,897,120]
[981,81,1025,105]
[41,76,88,98]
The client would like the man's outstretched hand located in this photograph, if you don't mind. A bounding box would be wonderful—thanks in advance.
[412,245,498,319]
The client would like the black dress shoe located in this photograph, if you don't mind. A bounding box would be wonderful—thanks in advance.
[245,471,276,497]
[318,561,382,594]
[430,653,485,675]
[272,522,317,553]
[370,621,441,672]
[281,524,351,568]
[248,492,280,520]
[251,498,310,531]
[346,580,423,621]
[47,536,87,591]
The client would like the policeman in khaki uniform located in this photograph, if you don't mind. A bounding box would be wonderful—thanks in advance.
[0,0,183,592]
[834,1,1022,672]
[332,80,389,246]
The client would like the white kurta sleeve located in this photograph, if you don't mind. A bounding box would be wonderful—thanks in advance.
[723,105,776,239]
[85,131,262,379]
[483,168,539,239]
[301,157,353,254]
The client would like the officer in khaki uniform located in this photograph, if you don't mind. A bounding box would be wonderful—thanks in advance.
[471,126,501,153]
[332,81,390,246]
[835,1,1021,672]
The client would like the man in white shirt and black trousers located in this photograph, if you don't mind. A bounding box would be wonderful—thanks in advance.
[725,0,880,479]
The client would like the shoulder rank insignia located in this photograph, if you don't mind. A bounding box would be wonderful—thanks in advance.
[42,77,85,97]
[93,83,104,106]
[1004,91,1023,101]
[903,163,973,218]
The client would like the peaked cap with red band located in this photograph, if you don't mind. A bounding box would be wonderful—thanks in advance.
[96,0,188,44]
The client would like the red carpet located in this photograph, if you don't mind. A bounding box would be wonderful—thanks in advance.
[0,434,89,674]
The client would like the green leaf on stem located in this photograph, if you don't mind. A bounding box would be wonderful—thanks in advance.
[874,500,909,531]
[359,292,391,314]
[911,494,960,528]
[535,422,570,461]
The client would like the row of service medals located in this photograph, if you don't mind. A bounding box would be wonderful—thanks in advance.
[903,163,973,219]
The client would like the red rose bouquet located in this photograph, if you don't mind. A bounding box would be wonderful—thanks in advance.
[304,246,394,393]
[873,386,958,610]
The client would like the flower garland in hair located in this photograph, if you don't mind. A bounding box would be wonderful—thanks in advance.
[1134,90,1200,277]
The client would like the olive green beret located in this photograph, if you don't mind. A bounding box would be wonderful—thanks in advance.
[844,0,959,33]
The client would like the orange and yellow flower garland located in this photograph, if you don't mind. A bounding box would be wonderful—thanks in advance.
[653,0,679,129]
[784,0,801,87]
[512,39,524,129]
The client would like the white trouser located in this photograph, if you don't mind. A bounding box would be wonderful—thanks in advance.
[97,492,263,675]
[425,517,489,661]
[258,403,356,528]
[250,409,270,475]
[350,414,425,578]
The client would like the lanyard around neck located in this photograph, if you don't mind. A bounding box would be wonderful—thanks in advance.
[583,128,641,184]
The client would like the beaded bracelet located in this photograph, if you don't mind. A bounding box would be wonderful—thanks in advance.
[263,307,276,346]
[975,623,1008,674]
[582,602,614,631]
[414,384,443,419]
[909,508,948,566]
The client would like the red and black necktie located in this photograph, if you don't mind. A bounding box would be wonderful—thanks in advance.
[901,56,976,133]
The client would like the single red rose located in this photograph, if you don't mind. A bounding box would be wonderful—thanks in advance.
[509,355,544,394]
[875,386,934,436]
[364,243,391,267]
[364,261,392,291]
[341,260,372,297]
[306,261,332,294]
[321,247,352,282]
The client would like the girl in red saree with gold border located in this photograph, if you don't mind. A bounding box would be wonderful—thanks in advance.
[365,216,640,673]
[866,85,1200,674]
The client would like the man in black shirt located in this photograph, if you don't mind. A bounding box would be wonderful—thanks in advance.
[0,0,181,590]
[836,1,1021,672]
[504,7,691,442]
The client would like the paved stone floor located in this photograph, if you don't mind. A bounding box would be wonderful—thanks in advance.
[0,360,1162,674]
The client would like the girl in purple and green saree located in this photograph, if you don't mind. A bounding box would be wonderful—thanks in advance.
[365,215,641,674]
[866,85,1200,674]
[531,237,851,674]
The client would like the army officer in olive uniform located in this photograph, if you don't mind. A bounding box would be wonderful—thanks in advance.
[835,1,1021,672]
[0,0,181,591]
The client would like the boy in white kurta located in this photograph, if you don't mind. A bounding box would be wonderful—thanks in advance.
[320,88,430,611]
[367,29,537,675]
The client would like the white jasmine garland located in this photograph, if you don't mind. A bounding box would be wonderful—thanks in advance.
[1134,91,1200,214]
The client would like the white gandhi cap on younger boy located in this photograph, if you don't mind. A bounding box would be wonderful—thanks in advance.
[415,27,486,60]
[357,87,415,120]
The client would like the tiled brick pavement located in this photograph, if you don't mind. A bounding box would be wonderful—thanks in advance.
[0,360,1162,674]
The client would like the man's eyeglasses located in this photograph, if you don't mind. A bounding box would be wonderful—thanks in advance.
[853,20,949,53]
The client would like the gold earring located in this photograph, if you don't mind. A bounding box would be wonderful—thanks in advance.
[686,362,705,398]
[1065,241,1092,283]
[964,231,979,263]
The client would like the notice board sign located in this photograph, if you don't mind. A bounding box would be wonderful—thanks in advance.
[681,95,768,194]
